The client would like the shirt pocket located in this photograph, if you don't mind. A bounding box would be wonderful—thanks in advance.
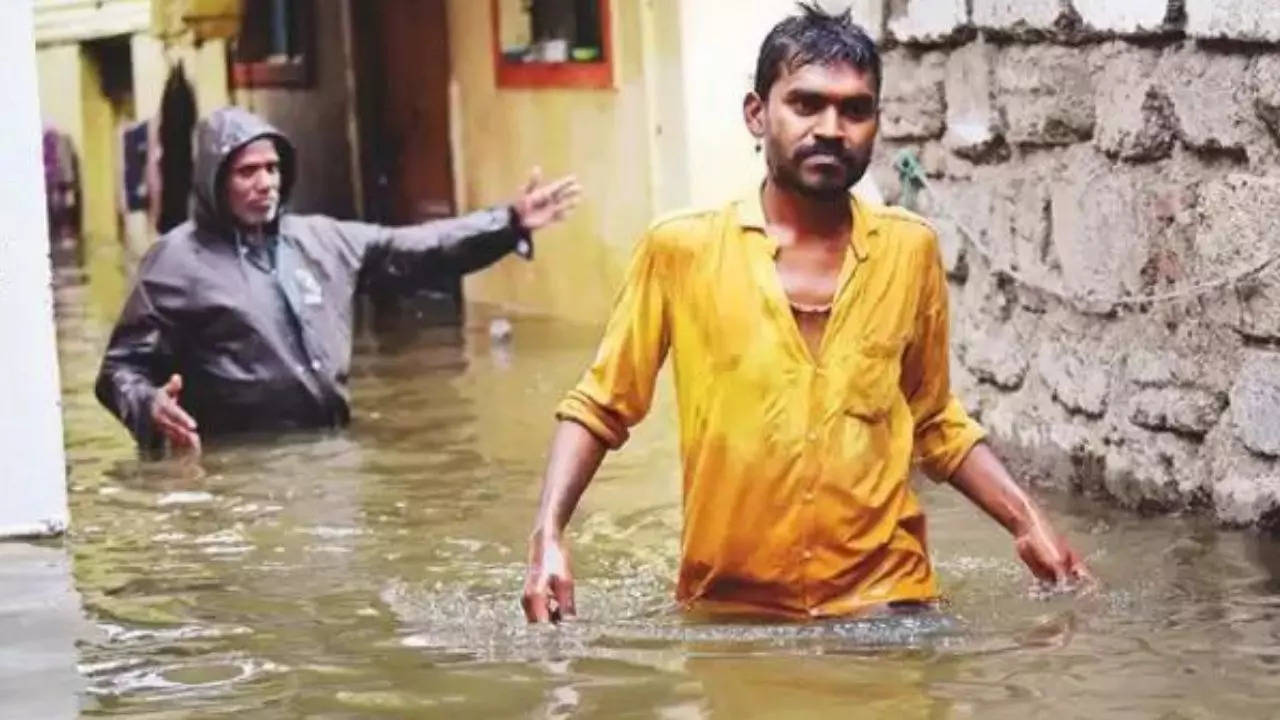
[842,338,905,423]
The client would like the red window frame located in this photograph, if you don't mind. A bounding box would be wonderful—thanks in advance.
[229,0,316,89]
[490,0,614,90]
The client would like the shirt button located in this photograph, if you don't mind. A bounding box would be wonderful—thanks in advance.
[311,360,322,371]
[803,491,815,503]
[808,607,821,618]
[806,431,818,442]
[802,549,813,560]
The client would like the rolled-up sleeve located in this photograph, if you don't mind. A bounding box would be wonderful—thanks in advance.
[900,231,986,481]
[555,232,670,450]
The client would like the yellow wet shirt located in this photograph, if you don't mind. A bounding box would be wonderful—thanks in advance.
[557,188,986,619]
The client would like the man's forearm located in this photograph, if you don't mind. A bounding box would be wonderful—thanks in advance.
[95,369,161,449]
[532,420,609,538]
[946,442,1042,536]
[388,207,525,277]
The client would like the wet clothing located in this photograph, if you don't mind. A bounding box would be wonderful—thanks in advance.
[556,188,986,619]
[97,107,530,448]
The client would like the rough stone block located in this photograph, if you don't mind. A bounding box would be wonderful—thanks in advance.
[1186,0,1280,43]
[934,219,969,281]
[944,38,1008,162]
[880,50,947,140]
[1195,174,1280,266]
[1104,434,1205,511]
[960,321,1029,390]
[989,177,1054,281]
[1162,50,1261,156]
[972,0,1066,32]
[886,0,968,44]
[1093,48,1177,161]
[1050,170,1153,300]
[1126,350,1199,388]
[1252,55,1280,142]
[1129,388,1229,438]
[1236,283,1280,342]
[1194,174,1280,341]
[1231,351,1280,458]
[1213,471,1280,528]
[918,178,987,280]
[1075,0,1172,35]
[819,0,886,38]
[997,46,1095,146]
[1038,344,1110,418]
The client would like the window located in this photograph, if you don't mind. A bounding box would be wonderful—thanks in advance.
[492,0,613,90]
[230,0,315,89]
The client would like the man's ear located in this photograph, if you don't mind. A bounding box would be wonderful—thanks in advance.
[743,91,766,141]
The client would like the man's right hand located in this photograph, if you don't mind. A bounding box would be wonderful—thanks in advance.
[151,374,201,454]
[521,529,576,623]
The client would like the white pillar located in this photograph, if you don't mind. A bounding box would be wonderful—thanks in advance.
[0,0,69,538]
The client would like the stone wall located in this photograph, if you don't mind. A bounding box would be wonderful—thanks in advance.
[862,0,1280,527]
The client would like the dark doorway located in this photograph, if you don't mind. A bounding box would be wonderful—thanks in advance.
[352,0,462,327]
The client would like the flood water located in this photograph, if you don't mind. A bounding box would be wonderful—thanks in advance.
[25,259,1280,718]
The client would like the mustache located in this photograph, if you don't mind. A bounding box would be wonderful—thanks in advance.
[792,140,860,166]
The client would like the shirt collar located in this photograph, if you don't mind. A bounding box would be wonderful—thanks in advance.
[734,182,872,262]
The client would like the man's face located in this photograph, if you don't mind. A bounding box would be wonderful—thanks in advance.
[225,138,282,228]
[745,62,878,201]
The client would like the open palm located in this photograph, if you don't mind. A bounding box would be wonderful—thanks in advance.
[512,167,583,231]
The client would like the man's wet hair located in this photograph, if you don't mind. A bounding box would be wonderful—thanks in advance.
[753,2,881,100]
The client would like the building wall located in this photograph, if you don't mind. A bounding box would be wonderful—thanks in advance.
[445,0,887,321]
[36,45,86,150]
[233,5,357,218]
[446,0,658,323]
[127,33,230,250]
[79,42,134,315]
[36,41,132,318]
[872,0,1280,527]
[33,0,150,46]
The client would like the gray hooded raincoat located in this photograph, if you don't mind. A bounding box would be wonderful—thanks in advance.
[96,107,530,447]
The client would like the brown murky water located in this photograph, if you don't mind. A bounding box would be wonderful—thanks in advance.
[34,261,1280,717]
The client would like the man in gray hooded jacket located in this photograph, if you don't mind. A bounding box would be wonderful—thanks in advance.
[96,107,581,453]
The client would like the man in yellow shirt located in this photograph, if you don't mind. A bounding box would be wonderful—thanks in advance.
[522,3,1091,622]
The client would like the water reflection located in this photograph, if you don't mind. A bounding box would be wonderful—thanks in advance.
[34,259,1280,718]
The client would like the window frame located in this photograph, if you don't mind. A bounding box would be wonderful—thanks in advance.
[228,0,316,90]
[490,0,614,90]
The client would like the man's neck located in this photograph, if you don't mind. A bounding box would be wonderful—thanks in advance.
[237,223,272,246]
[760,178,852,245]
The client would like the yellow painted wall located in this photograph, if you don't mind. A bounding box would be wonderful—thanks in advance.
[79,45,132,318]
[190,40,232,116]
[646,0,690,216]
[447,0,657,324]
[33,0,150,45]
[36,45,86,150]
[36,43,130,323]
[34,7,231,325]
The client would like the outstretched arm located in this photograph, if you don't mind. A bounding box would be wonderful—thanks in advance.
[353,169,582,292]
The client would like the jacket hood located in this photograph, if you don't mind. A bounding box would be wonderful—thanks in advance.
[193,106,297,232]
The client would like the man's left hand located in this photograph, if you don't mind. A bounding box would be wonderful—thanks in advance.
[1015,519,1094,588]
[512,167,583,232]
